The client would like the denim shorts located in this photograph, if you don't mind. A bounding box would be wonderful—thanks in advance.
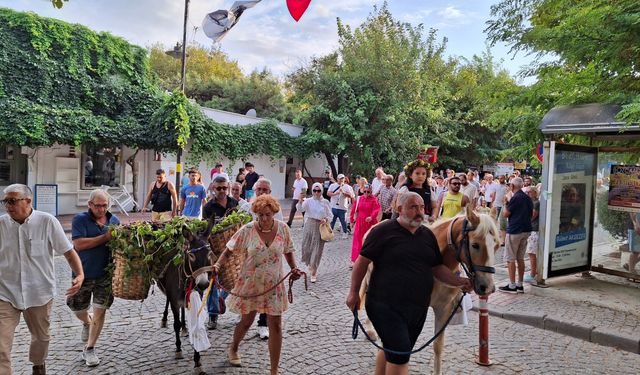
[66,275,114,311]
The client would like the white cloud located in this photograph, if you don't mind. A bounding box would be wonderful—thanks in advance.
[438,6,464,20]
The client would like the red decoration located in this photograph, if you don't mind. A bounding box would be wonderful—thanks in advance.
[535,143,543,162]
[417,146,439,164]
[286,0,311,22]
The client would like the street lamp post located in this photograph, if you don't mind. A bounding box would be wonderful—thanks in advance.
[174,0,190,194]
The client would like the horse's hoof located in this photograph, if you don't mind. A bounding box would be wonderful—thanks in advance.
[193,366,206,375]
[160,320,167,328]
[181,328,189,336]
[175,351,183,359]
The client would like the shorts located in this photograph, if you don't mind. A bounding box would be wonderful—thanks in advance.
[151,211,172,222]
[365,299,428,365]
[66,275,114,311]
[498,209,507,231]
[504,232,530,262]
[526,231,539,255]
[630,229,640,253]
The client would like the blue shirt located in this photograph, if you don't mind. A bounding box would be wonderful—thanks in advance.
[71,211,120,279]
[180,184,207,217]
[506,190,533,234]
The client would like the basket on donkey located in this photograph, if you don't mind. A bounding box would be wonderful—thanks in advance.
[111,250,151,300]
[208,222,245,291]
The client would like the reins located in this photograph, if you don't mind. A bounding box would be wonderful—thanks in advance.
[351,292,466,355]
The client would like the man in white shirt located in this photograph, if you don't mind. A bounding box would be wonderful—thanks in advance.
[328,174,355,239]
[0,184,84,375]
[459,173,478,208]
[483,173,496,207]
[491,175,509,218]
[286,169,308,227]
[371,168,385,196]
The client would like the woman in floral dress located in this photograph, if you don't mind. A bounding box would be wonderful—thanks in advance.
[213,195,302,375]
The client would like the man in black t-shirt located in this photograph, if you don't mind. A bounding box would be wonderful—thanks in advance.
[346,192,471,372]
[243,162,260,201]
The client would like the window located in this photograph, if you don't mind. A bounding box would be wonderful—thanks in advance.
[81,146,122,188]
[0,146,13,183]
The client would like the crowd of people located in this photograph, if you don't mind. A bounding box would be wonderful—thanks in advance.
[1,157,545,375]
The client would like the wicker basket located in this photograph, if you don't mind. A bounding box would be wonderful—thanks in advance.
[208,223,244,291]
[111,252,150,300]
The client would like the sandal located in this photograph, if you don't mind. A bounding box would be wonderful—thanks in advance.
[228,349,241,367]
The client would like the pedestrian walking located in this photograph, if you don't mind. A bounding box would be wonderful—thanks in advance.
[213,195,302,375]
[328,174,355,238]
[321,170,335,201]
[179,168,207,219]
[141,169,178,222]
[376,174,397,221]
[297,183,333,282]
[286,169,308,227]
[203,176,238,330]
[499,177,533,294]
[0,184,85,375]
[349,184,381,267]
[524,187,540,283]
[67,189,120,367]
[346,192,471,374]
[243,162,260,201]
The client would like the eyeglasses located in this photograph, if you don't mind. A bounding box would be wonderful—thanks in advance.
[90,202,109,209]
[312,189,322,192]
[215,186,228,191]
[1,198,28,206]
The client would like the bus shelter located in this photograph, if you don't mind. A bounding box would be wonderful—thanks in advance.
[538,103,640,282]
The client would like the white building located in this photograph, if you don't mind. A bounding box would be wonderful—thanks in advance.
[1,107,330,215]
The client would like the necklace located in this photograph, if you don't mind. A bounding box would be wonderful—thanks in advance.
[258,222,275,233]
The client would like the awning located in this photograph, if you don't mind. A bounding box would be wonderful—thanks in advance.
[540,103,640,135]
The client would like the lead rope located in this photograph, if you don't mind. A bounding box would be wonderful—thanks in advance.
[352,292,466,355]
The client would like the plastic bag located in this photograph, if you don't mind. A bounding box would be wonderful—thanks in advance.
[449,293,473,326]
[186,292,211,352]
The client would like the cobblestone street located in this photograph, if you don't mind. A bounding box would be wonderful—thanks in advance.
[10,226,640,375]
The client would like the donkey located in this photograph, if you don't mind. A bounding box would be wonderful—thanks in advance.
[156,219,215,375]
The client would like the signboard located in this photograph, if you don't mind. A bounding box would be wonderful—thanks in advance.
[514,161,527,170]
[495,162,514,176]
[608,165,640,213]
[34,184,58,217]
[540,143,597,278]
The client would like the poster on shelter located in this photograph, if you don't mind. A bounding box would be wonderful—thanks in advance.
[608,165,640,213]
[548,146,596,274]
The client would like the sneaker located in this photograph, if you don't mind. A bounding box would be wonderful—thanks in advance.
[207,315,218,330]
[524,274,536,284]
[81,322,90,343]
[498,284,518,294]
[82,347,100,367]
[341,233,348,240]
[516,285,524,293]
[257,326,269,340]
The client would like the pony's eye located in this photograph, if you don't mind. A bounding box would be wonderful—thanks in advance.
[471,243,480,250]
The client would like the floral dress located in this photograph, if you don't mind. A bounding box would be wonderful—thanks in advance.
[226,220,295,315]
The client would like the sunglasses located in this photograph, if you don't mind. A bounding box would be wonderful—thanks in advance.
[215,186,228,191]
[1,198,28,206]
[312,189,322,192]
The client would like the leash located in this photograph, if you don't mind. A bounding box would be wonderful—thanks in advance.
[352,292,466,356]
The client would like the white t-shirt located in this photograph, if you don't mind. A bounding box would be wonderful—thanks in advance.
[484,182,497,203]
[328,183,354,211]
[493,184,509,208]
[0,210,73,310]
[292,178,309,198]
[371,177,384,196]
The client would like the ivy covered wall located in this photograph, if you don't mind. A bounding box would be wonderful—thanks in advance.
[0,8,311,160]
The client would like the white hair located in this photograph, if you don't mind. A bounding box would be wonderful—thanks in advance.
[88,189,110,203]
[397,191,422,207]
[511,177,524,189]
[255,178,272,188]
[3,184,32,199]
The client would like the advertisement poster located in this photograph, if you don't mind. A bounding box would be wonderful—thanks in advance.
[547,145,596,275]
[608,165,640,213]
[495,162,514,176]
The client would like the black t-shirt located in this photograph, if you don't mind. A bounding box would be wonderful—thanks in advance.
[245,172,259,190]
[360,219,443,307]
[506,190,533,234]
[322,179,333,200]
[203,196,239,220]
[406,185,432,216]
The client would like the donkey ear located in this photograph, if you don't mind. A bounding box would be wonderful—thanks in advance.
[182,228,194,241]
[467,204,480,227]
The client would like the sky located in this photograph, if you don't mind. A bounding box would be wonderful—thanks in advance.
[0,0,537,84]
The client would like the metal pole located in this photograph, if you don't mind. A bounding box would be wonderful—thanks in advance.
[476,295,492,366]
[175,0,189,194]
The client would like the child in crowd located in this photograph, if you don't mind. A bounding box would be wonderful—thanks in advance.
[524,187,540,283]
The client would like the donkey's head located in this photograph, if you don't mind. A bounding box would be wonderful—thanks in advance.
[182,218,215,290]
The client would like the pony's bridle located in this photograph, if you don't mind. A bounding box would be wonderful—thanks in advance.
[184,242,214,281]
[447,217,495,280]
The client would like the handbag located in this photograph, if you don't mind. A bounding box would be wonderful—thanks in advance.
[319,221,334,242]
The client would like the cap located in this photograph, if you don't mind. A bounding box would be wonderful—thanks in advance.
[337,174,345,179]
